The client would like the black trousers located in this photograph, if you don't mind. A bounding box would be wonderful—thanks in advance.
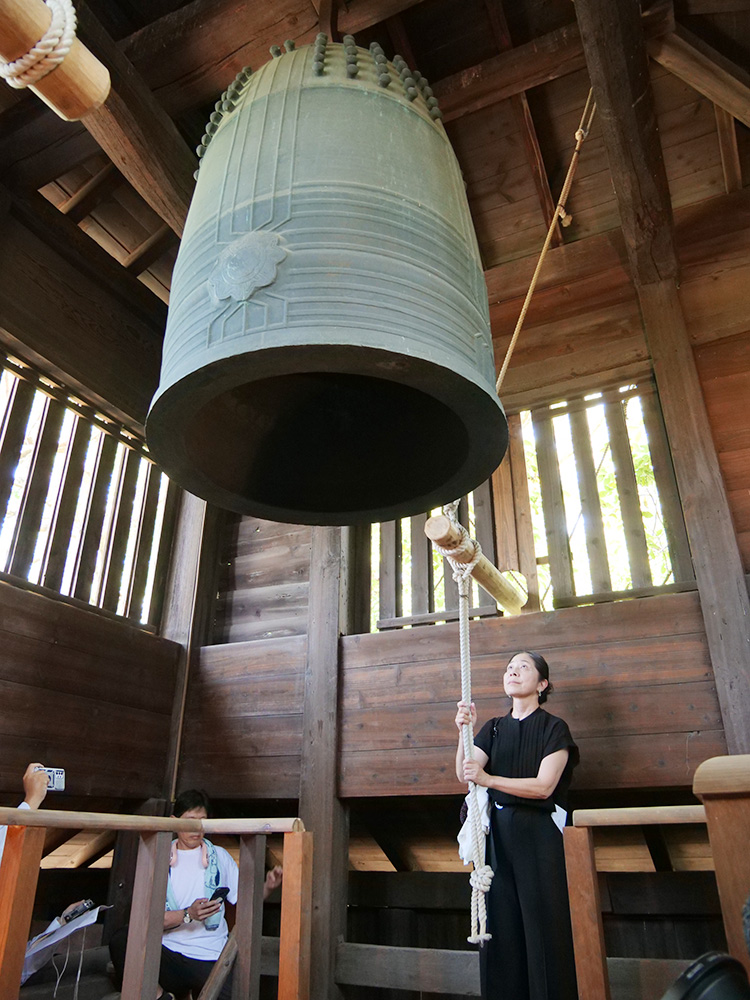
[109,925,234,1000]
[480,805,578,1000]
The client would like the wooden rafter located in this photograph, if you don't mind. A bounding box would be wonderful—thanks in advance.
[648,24,750,128]
[59,160,121,222]
[714,105,743,193]
[75,7,195,236]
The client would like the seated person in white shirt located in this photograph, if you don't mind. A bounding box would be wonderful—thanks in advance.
[0,761,50,864]
[109,789,282,1000]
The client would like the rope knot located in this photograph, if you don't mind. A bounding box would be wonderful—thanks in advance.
[470,864,494,893]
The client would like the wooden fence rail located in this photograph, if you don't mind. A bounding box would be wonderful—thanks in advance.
[0,808,311,1000]
[565,757,750,1000]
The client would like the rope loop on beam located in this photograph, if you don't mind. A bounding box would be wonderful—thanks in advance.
[0,0,77,89]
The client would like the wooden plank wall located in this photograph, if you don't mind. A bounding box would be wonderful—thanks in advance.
[0,581,180,800]
[338,591,725,796]
[212,516,312,643]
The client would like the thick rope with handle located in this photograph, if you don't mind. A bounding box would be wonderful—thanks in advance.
[435,93,596,945]
[0,0,78,90]
[434,500,493,944]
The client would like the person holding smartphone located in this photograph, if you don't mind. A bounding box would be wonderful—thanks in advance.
[109,789,282,1000]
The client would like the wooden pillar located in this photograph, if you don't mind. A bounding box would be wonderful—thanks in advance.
[160,492,224,801]
[299,526,349,999]
[563,826,611,1000]
[0,825,45,997]
[278,831,313,1000]
[693,755,750,978]
[638,280,750,754]
[121,830,172,1000]
[233,834,266,1000]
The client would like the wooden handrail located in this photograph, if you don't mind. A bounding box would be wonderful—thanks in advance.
[0,807,304,834]
[572,804,706,826]
[0,809,312,1000]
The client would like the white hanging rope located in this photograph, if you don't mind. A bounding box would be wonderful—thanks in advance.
[434,500,493,944]
[0,0,78,89]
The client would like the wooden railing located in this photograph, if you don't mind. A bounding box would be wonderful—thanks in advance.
[564,754,750,1000]
[0,807,312,1000]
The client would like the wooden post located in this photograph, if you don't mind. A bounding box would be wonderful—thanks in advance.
[278,831,313,1000]
[299,526,349,999]
[424,514,527,614]
[198,931,238,1000]
[121,830,171,1000]
[0,824,45,997]
[0,0,110,120]
[638,280,750,754]
[563,826,611,1000]
[233,834,266,1000]
[693,755,750,978]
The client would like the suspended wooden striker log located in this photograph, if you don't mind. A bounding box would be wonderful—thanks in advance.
[425,514,527,615]
[0,0,110,120]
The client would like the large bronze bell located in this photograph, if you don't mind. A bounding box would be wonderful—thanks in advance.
[146,36,508,525]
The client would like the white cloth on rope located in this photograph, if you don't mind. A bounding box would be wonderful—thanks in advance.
[457,784,490,864]
[0,0,78,89]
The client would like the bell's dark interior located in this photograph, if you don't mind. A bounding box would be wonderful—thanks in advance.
[184,373,473,522]
[1,0,750,997]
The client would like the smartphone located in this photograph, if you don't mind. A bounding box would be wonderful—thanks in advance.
[34,766,65,791]
[63,899,94,923]
[209,886,229,902]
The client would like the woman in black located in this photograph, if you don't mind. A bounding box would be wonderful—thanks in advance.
[455,650,579,1000]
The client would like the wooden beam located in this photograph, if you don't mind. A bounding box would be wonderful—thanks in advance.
[574,0,678,286]
[564,826,612,1000]
[278,831,313,1000]
[59,161,121,222]
[160,493,224,801]
[121,831,172,1000]
[435,23,586,123]
[0,189,166,433]
[75,6,195,236]
[647,24,750,129]
[299,526,348,999]
[123,223,177,274]
[233,836,265,1000]
[335,942,481,994]
[713,105,743,193]
[637,279,750,754]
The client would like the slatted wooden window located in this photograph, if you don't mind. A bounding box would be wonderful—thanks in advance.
[0,354,179,626]
[366,479,497,631]
[518,381,694,610]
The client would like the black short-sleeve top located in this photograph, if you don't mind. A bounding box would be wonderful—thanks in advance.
[473,708,579,813]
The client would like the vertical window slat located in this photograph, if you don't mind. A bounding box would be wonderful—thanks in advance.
[126,463,163,621]
[41,418,94,592]
[101,447,143,612]
[7,397,66,580]
[640,391,694,583]
[142,477,180,627]
[0,377,37,528]
[569,407,612,593]
[604,399,652,588]
[532,411,575,600]
[508,414,541,612]
[410,512,434,617]
[72,434,120,603]
[379,520,402,623]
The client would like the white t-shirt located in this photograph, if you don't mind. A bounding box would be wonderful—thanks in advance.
[162,843,239,962]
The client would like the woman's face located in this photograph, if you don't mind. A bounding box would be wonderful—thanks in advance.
[503,652,547,700]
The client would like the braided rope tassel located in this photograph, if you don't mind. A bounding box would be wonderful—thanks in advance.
[436,501,493,944]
